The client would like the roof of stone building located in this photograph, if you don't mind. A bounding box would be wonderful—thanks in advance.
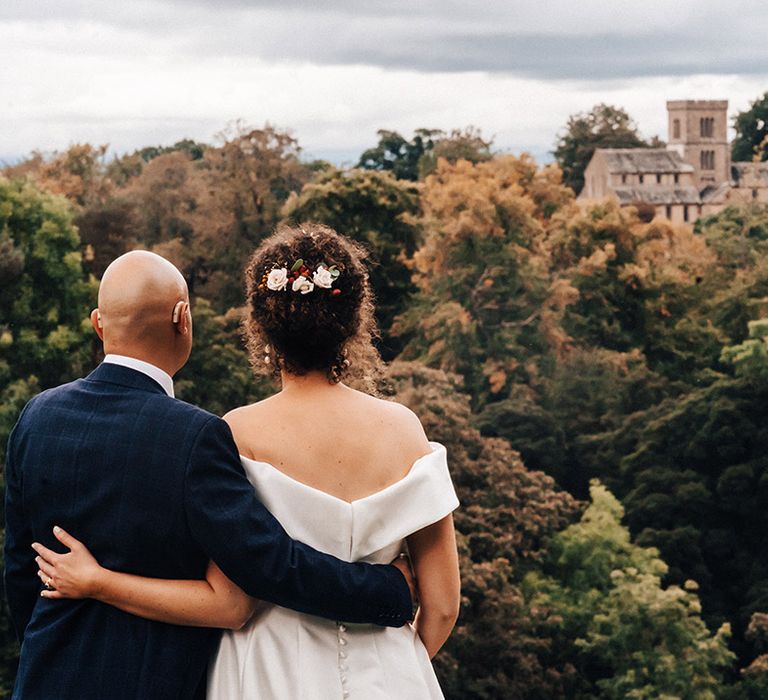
[611,185,701,205]
[732,162,768,187]
[595,148,695,174]
[701,182,732,204]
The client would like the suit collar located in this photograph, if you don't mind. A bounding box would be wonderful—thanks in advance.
[103,354,174,397]
[86,362,170,396]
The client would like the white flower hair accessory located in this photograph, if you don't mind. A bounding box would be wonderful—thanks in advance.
[259,259,341,296]
[266,268,289,291]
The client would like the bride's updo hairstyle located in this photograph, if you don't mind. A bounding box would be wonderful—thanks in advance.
[244,222,382,390]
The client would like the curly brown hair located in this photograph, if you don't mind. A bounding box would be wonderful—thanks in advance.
[243,222,383,391]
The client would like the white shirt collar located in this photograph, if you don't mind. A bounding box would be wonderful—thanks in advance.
[103,354,175,398]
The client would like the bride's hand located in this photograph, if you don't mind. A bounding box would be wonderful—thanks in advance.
[32,526,104,600]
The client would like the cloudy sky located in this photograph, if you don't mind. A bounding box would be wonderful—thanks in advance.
[2,0,767,165]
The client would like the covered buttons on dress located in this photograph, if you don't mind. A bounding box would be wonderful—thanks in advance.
[337,622,350,697]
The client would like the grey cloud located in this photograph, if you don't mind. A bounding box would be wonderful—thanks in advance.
[308,32,768,80]
[3,0,768,81]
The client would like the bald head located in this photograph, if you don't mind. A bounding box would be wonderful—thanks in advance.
[93,251,192,374]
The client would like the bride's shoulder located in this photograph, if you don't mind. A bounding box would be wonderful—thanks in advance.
[222,396,278,430]
[353,392,431,458]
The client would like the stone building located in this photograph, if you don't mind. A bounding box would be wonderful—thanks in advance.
[579,100,768,223]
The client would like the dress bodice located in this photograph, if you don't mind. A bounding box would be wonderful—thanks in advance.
[238,442,459,564]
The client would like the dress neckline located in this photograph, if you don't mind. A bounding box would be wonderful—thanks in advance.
[239,442,445,506]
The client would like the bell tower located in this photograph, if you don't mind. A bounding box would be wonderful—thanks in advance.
[667,100,730,189]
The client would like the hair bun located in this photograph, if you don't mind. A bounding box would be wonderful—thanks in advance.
[244,222,381,390]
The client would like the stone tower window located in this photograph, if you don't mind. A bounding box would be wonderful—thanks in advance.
[622,174,627,184]
[684,205,689,222]
[673,119,680,139]
[674,173,679,184]
[656,174,662,184]
[639,174,644,184]
[700,151,715,170]
[699,117,714,138]
[666,205,672,219]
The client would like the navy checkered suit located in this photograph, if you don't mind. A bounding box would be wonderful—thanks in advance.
[4,363,411,699]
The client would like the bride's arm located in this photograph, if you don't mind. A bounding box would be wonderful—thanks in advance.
[33,527,257,630]
[406,514,460,658]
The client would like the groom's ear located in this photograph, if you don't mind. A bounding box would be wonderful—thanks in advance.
[90,309,104,340]
[172,301,191,336]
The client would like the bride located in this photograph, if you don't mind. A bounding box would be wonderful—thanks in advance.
[33,223,460,698]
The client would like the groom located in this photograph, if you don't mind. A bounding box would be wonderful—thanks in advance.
[4,251,414,699]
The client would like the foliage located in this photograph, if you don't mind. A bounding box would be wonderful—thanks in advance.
[0,177,95,413]
[732,92,768,163]
[358,127,493,181]
[358,128,442,181]
[394,154,574,406]
[417,127,493,179]
[526,481,734,699]
[553,104,660,194]
[174,299,272,416]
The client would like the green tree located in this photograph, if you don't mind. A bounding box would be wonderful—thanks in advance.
[553,104,658,194]
[416,127,493,179]
[174,298,272,416]
[732,92,768,163]
[358,127,494,181]
[525,481,734,699]
[358,128,442,180]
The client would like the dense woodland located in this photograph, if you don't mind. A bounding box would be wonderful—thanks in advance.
[1,92,768,698]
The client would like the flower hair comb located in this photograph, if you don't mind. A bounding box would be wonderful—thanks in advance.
[260,259,341,296]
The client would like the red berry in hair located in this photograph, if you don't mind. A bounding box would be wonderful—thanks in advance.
[331,288,342,296]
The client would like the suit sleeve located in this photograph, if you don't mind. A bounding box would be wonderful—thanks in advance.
[183,416,412,627]
[3,416,39,642]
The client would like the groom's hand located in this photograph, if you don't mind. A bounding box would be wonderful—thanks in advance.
[391,554,417,613]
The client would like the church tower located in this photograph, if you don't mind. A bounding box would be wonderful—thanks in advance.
[666,100,730,189]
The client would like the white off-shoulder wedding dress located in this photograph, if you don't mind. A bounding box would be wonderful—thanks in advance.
[207,442,458,699]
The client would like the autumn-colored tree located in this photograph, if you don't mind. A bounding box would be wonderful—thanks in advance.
[394,154,574,405]
[3,144,112,208]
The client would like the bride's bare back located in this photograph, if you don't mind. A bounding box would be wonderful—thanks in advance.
[225,373,431,503]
